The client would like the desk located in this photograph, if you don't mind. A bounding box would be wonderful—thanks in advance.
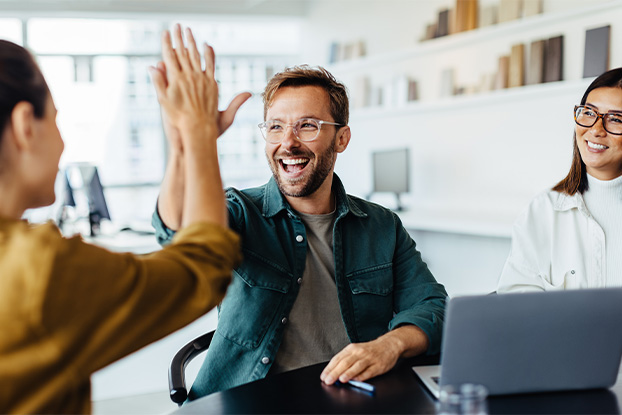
[173,355,621,414]
[84,231,161,254]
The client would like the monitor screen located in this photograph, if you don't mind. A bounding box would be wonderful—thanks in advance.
[62,170,76,207]
[372,148,410,195]
[74,164,111,235]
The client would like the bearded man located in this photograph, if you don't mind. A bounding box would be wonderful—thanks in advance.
[153,65,448,399]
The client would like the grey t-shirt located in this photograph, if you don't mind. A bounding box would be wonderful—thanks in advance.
[269,210,350,374]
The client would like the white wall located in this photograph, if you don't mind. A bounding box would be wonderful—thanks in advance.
[300,0,620,295]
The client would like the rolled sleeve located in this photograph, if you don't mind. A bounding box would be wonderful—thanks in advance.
[152,203,177,246]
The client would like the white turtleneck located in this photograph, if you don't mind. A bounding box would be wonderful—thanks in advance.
[582,173,622,286]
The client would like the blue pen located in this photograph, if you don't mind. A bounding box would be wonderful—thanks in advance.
[335,379,376,393]
[348,380,376,393]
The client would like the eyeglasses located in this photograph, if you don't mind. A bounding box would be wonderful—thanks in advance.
[574,105,622,135]
[258,118,344,143]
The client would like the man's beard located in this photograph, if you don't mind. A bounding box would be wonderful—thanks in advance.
[268,136,336,198]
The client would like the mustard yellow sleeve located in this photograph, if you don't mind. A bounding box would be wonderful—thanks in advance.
[39,221,241,378]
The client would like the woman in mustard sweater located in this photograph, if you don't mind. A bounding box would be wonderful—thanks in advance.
[0,25,249,414]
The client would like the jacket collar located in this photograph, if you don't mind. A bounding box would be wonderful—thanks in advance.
[262,174,367,219]
[553,191,590,217]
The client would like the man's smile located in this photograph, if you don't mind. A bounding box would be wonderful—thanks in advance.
[279,157,311,174]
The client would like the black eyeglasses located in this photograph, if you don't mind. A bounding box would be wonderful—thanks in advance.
[258,118,343,144]
[574,105,622,135]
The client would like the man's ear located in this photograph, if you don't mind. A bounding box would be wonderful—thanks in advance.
[10,101,36,151]
[334,126,351,154]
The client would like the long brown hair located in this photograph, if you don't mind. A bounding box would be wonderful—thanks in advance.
[0,40,49,141]
[553,68,622,194]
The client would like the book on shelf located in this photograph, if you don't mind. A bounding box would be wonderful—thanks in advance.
[478,73,496,93]
[352,76,371,108]
[479,5,498,28]
[527,39,546,85]
[448,7,457,35]
[440,68,455,97]
[455,0,478,33]
[394,75,409,107]
[522,0,542,17]
[353,40,366,58]
[437,8,450,37]
[495,55,510,89]
[370,86,383,107]
[498,0,522,23]
[544,35,564,83]
[407,79,419,101]
[583,25,610,78]
[342,43,355,60]
[423,22,437,41]
[508,43,525,88]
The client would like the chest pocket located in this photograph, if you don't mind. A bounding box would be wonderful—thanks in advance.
[217,251,291,349]
[346,263,394,336]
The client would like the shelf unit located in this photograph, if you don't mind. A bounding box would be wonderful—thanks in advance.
[330,1,619,73]
[327,0,622,236]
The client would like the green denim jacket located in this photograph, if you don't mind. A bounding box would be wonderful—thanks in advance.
[152,174,447,399]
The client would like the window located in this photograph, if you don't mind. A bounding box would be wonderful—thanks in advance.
[20,17,300,224]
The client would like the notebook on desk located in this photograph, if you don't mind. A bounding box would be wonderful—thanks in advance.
[413,288,622,398]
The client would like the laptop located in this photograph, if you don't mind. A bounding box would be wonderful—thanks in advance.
[413,288,622,397]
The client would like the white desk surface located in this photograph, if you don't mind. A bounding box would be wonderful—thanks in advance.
[85,231,161,254]
[396,207,516,238]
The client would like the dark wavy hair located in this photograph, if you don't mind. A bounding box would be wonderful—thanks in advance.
[0,40,49,141]
[553,67,622,195]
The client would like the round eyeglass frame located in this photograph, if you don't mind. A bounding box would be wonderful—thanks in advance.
[574,105,622,135]
[258,118,344,143]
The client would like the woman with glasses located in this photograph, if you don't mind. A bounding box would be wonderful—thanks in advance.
[497,68,622,292]
[0,25,247,414]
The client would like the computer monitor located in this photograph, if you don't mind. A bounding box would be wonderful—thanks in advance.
[371,148,410,211]
[80,165,111,236]
[56,170,76,230]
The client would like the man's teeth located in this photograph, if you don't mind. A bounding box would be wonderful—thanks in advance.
[282,158,308,165]
[587,141,608,150]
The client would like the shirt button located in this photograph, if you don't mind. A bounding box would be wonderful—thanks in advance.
[571,270,575,275]
[297,278,303,285]
[261,357,270,365]
[281,317,288,324]
[296,235,304,242]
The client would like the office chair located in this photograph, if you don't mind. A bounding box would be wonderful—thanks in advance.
[168,330,215,405]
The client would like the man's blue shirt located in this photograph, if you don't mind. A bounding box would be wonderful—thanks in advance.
[152,174,447,398]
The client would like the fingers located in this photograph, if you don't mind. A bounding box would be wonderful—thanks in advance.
[218,92,252,135]
[148,65,166,101]
[204,42,215,77]
[320,356,340,384]
[320,341,399,386]
[172,24,191,73]
[161,30,180,75]
[156,61,168,87]
[321,353,367,384]
[185,27,202,72]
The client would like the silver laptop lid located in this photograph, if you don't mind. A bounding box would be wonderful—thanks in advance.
[439,288,622,395]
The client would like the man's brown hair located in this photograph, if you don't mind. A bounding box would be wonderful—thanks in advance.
[262,65,349,126]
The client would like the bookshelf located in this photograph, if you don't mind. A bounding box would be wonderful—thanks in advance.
[328,1,622,109]
[329,1,616,73]
[321,0,622,237]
